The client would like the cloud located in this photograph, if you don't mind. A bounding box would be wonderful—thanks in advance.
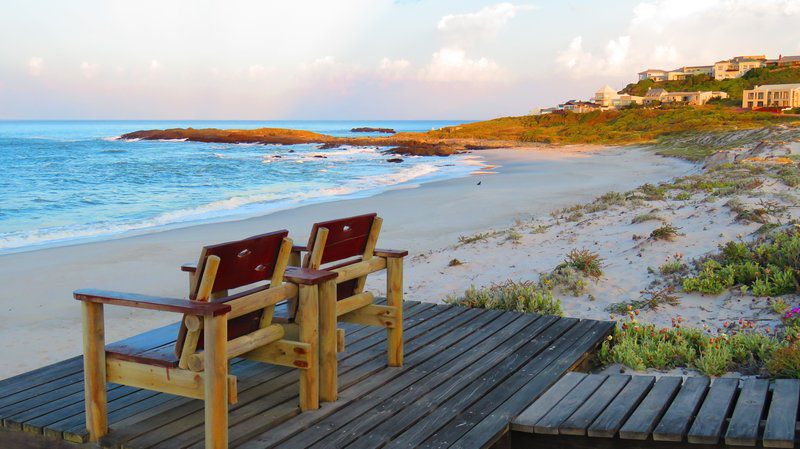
[556,36,632,78]
[377,57,411,80]
[557,0,800,79]
[28,57,44,76]
[437,2,536,39]
[246,64,270,78]
[419,47,507,82]
[149,59,162,73]
[80,62,99,79]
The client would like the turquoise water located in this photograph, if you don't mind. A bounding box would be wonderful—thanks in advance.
[0,120,476,253]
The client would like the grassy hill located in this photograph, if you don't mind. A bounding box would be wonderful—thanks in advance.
[620,66,800,102]
[413,106,799,152]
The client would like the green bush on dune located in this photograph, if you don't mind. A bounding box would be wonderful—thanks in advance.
[681,228,800,296]
[445,280,563,316]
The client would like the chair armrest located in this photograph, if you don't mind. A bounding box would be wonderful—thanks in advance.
[284,267,338,285]
[291,245,307,253]
[180,263,197,273]
[374,248,408,258]
[74,288,231,316]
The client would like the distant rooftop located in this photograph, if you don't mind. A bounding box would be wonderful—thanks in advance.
[753,83,800,90]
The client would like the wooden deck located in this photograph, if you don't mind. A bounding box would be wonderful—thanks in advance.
[511,372,800,448]
[0,301,613,449]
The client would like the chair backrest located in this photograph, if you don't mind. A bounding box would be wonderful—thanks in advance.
[304,213,380,301]
[190,230,288,299]
[176,230,289,357]
[304,213,378,268]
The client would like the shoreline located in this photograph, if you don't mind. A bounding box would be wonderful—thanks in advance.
[0,151,484,256]
[0,145,694,379]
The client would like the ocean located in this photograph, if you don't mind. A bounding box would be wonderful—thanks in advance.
[0,120,478,254]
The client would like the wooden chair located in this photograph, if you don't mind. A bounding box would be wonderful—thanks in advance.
[74,230,336,449]
[291,213,407,402]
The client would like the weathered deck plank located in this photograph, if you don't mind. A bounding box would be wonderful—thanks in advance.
[686,377,739,445]
[617,376,682,440]
[763,379,800,448]
[652,376,709,442]
[586,375,654,438]
[0,302,612,449]
[558,374,630,436]
[533,374,608,435]
[725,378,769,446]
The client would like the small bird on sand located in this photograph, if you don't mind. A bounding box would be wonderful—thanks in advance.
[477,181,482,185]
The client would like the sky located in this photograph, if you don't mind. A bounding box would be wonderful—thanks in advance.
[1,0,800,120]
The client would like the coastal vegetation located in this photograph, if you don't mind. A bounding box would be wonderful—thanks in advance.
[598,311,790,376]
[446,248,604,313]
[445,280,562,315]
[121,106,800,160]
[621,66,800,102]
[680,228,800,296]
[420,106,799,148]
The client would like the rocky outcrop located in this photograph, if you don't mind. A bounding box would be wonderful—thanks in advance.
[351,127,395,134]
[119,127,517,157]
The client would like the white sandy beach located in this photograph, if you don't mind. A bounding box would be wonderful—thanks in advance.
[0,145,696,379]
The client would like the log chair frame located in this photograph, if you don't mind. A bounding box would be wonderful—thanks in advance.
[292,213,407,402]
[74,231,335,449]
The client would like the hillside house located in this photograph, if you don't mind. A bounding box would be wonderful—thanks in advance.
[559,100,601,113]
[638,69,668,82]
[644,88,727,105]
[742,83,800,109]
[713,55,766,80]
[593,85,643,108]
[661,91,728,105]
[766,55,800,68]
[667,65,714,80]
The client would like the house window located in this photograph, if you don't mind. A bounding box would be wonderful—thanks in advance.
[747,101,753,108]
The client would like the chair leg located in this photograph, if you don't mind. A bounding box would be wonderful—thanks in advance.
[82,302,107,442]
[204,313,228,449]
[298,284,319,411]
[386,257,404,367]
[319,279,338,402]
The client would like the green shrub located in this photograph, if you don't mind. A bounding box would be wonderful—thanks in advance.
[659,254,687,275]
[682,260,735,294]
[650,224,682,241]
[562,249,604,278]
[445,280,562,315]
[680,228,800,296]
[767,345,800,378]
[631,212,663,224]
[599,314,785,376]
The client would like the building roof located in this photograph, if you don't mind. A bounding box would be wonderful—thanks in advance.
[638,69,667,74]
[778,55,800,62]
[595,85,618,95]
[753,83,800,90]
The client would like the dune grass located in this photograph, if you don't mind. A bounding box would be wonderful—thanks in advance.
[410,106,798,147]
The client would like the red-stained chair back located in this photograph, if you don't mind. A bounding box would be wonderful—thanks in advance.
[176,230,289,356]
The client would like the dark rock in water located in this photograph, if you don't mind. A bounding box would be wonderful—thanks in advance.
[318,143,341,149]
[273,155,282,158]
[386,158,404,163]
[351,127,396,134]
[288,149,296,153]
[313,155,327,158]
